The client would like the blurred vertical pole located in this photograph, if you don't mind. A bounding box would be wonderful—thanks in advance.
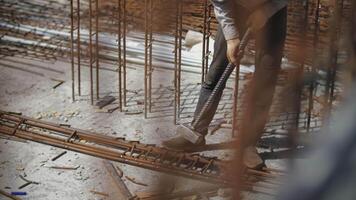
[70,0,75,102]
[118,0,123,111]
[325,0,342,113]
[307,0,321,131]
[352,0,356,80]
[288,0,309,155]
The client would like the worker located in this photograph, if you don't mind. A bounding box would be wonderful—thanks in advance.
[163,0,288,169]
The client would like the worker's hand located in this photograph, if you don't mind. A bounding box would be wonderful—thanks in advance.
[226,38,241,66]
[247,9,268,32]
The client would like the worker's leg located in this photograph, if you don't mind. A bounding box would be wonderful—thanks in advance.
[240,7,287,148]
[191,26,229,135]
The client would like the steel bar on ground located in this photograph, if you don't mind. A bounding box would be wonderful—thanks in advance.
[0,111,282,188]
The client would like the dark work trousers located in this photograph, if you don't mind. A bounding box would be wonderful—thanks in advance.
[192,7,287,148]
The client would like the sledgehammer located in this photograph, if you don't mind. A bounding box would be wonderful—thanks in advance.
[177,28,252,144]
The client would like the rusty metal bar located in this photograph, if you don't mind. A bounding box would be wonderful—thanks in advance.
[70,0,75,102]
[77,0,81,96]
[144,0,149,118]
[174,0,183,124]
[0,111,282,188]
[123,0,127,106]
[204,3,212,77]
[118,0,123,111]
[328,0,344,110]
[148,0,153,113]
[95,0,100,100]
[307,0,321,131]
[201,0,208,84]
[89,0,94,105]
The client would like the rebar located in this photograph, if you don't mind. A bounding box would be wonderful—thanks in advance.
[0,111,283,188]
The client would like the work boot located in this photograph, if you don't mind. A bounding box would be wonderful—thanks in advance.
[242,146,264,169]
[162,135,206,151]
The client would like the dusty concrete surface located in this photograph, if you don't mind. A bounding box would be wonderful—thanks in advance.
[0,37,285,199]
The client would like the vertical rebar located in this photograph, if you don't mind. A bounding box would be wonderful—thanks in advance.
[148,0,153,112]
[144,0,149,118]
[204,3,212,77]
[178,0,183,122]
[118,0,123,111]
[325,0,342,113]
[307,0,321,131]
[70,0,75,102]
[123,0,127,106]
[201,0,207,84]
[328,0,344,109]
[77,0,81,96]
[89,0,94,105]
[174,0,179,124]
[95,0,99,100]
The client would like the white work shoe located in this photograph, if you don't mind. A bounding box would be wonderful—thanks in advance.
[243,146,264,169]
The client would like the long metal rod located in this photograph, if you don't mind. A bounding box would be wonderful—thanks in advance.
[201,0,207,84]
[95,0,99,100]
[89,0,94,105]
[204,3,212,77]
[118,0,123,111]
[77,0,81,96]
[70,0,75,102]
[177,0,183,123]
[148,0,153,112]
[123,0,127,106]
[144,0,149,118]
[328,0,344,109]
[307,0,321,131]
[0,111,282,188]
[173,0,179,124]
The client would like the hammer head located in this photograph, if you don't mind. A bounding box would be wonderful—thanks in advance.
[176,124,204,144]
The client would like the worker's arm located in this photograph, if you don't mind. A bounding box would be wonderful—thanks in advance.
[211,0,288,65]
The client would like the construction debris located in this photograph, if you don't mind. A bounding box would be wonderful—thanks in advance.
[51,151,67,161]
[125,176,148,187]
[18,175,40,189]
[0,189,22,200]
[89,190,109,197]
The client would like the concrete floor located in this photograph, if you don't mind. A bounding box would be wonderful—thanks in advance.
[0,38,286,199]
